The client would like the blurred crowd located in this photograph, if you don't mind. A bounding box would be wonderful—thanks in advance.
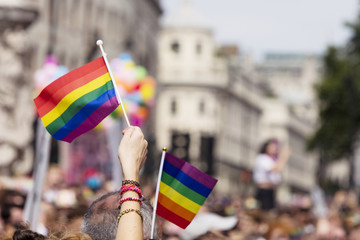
[1,165,360,240]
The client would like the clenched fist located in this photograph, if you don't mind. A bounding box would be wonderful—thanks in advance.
[118,126,148,181]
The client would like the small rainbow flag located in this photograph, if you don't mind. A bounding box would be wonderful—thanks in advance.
[34,57,119,143]
[156,152,218,229]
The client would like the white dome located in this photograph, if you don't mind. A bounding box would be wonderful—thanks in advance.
[162,0,210,30]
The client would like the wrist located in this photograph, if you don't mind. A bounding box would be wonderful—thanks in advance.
[122,179,140,187]
[122,172,139,182]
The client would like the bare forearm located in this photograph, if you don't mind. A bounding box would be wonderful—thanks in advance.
[275,147,290,171]
[116,126,148,240]
[116,190,143,240]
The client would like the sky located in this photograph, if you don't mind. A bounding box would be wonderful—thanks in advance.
[160,0,359,59]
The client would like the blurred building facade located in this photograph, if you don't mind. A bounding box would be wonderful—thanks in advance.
[0,0,39,175]
[156,2,320,199]
[156,2,263,195]
[257,53,322,123]
[214,57,263,195]
[29,0,161,73]
[156,1,226,169]
[0,0,162,176]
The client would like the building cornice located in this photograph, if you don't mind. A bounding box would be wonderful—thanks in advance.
[162,26,212,34]
[0,6,38,29]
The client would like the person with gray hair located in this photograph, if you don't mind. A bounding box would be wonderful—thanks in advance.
[81,126,160,240]
[81,192,160,240]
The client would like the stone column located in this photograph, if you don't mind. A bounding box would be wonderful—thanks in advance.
[0,1,38,175]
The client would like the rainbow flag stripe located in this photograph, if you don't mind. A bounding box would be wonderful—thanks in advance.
[157,153,217,229]
[34,57,119,143]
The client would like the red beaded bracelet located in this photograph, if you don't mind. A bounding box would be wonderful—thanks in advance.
[120,184,142,198]
[118,197,142,205]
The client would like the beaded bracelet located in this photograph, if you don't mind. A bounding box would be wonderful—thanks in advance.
[118,197,142,205]
[122,179,140,187]
[117,209,143,223]
[120,184,142,198]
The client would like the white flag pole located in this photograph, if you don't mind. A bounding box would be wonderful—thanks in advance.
[150,147,167,239]
[96,40,131,127]
[23,119,51,230]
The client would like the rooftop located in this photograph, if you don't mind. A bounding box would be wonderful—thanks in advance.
[162,0,210,30]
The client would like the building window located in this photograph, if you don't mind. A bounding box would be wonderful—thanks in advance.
[199,100,205,114]
[125,38,133,50]
[171,99,177,114]
[171,41,180,53]
[196,43,202,55]
[171,133,190,162]
[200,136,215,175]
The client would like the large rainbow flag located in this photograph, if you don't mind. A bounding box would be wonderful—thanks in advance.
[157,152,218,229]
[34,57,119,143]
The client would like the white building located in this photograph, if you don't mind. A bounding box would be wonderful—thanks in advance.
[156,2,262,195]
[156,1,224,165]
[257,53,321,197]
[214,58,263,195]
[157,2,320,198]
[257,53,322,123]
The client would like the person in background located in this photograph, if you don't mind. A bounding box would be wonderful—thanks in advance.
[0,190,26,237]
[263,220,292,240]
[253,139,290,211]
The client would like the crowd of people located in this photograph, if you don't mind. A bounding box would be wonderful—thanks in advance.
[0,130,360,239]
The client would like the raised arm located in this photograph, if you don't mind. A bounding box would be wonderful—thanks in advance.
[116,126,148,240]
[273,145,291,172]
